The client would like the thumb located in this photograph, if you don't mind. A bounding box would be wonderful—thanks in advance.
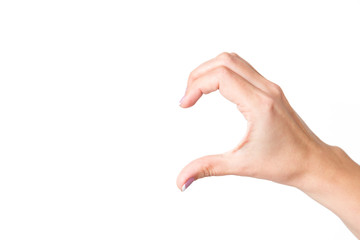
[176,154,230,191]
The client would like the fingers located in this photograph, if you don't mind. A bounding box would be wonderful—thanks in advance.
[176,154,230,191]
[176,52,277,192]
[187,52,268,92]
[180,66,261,112]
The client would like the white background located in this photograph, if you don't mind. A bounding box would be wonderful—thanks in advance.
[0,0,359,239]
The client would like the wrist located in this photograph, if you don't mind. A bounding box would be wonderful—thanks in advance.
[299,144,360,195]
[296,144,360,237]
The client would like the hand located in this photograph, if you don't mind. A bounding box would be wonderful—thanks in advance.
[176,52,360,238]
[177,52,325,190]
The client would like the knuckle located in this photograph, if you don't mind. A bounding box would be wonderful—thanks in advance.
[200,162,216,178]
[216,52,234,64]
[230,52,240,58]
[188,70,197,81]
[270,83,284,98]
[331,145,346,156]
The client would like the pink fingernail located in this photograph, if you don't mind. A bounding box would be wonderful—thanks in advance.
[181,177,195,192]
[179,95,186,105]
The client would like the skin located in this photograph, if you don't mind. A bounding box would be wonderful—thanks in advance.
[176,52,360,239]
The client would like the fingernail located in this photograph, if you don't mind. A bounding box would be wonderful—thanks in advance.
[179,95,186,105]
[181,177,195,192]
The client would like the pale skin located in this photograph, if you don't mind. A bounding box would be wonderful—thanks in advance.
[176,52,360,239]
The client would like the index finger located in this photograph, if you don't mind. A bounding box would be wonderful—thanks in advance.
[180,66,262,112]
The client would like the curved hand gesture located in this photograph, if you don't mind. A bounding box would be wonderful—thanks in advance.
[177,52,325,191]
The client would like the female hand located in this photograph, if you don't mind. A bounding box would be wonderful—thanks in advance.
[177,52,325,189]
[176,52,360,238]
